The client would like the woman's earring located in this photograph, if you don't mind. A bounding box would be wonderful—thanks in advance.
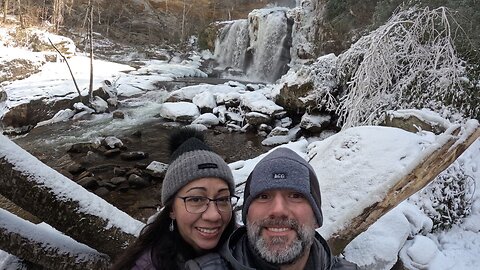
[169,219,174,232]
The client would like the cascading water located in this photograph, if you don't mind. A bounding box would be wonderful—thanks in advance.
[214,20,249,73]
[214,7,292,83]
[246,8,291,82]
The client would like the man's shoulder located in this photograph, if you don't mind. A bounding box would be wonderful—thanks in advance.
[185,252,228,270]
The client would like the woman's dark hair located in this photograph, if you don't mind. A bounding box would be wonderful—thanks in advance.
[110,201,237,270]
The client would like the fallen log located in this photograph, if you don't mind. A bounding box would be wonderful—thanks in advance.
[325,120,480,255]
[0,208,109,270]
[0,134,144,263]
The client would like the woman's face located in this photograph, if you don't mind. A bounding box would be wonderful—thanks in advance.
[170,177,232,252]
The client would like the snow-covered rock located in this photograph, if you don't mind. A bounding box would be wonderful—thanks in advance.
[159,102,200,122]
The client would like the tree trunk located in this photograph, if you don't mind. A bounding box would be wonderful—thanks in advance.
[327,122,480,255]
[3,0,8,23]
[0,209,110,270]
[88,1,94,101]
[0,134,144,260]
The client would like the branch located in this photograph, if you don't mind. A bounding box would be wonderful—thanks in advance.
[48,37,83,102]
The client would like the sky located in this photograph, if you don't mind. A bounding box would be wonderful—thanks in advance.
[1,27,480,270]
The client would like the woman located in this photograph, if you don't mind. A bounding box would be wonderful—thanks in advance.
[111,128,238,269]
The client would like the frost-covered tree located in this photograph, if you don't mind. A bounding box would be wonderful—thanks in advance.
[410,161,475,231]
[336,6,476,128]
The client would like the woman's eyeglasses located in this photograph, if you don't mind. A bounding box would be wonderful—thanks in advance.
[176,195,239,214]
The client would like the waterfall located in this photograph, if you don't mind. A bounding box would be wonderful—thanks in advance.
[213,8,292,83]
[214,19,249,72]
[246,8,291,82]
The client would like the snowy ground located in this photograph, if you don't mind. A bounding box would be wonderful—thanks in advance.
[1,31,479,269]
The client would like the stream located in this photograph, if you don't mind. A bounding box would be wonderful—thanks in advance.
[11,78,272,222]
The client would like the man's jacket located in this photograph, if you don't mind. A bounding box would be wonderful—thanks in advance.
[185,226,359,270]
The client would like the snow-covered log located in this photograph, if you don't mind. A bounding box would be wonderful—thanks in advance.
[0,209,109,269]
[326,120,480,255]
[0,134,144,260]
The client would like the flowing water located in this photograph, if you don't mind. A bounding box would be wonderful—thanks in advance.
[12,81,271,222]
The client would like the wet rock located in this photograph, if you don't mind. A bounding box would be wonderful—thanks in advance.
[103,136,123,149]
[65,163,85,174]
[110,177,127,185]
[77,176,99,189]
[94,187,110,196]
[67,142,99,153]
[104,148,121,157]
[112,111,125,119]
[82,151,105,164]
[128,174,150,188]
[113,167,127,176]
[120,151,149,161]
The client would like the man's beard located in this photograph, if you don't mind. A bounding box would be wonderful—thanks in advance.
[247,217,315,265]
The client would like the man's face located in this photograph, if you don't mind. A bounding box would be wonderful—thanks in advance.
[246,189,317,265]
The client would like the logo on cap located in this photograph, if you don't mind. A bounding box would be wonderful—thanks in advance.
[273,173,287,179]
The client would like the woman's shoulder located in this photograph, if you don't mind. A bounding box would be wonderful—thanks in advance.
[131,248,155,270]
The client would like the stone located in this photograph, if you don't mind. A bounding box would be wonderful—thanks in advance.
[120,151,149,161]
[77,177,99,189]
[128,174,150,188]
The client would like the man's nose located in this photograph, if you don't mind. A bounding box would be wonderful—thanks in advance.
[269,194,289,217]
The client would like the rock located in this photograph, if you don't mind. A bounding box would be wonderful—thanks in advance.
[103,136,123,149]
[159,102,200,123]
[300,112,331,133]
[193,91,216,113]
[65,163,85,174]
[120,151,149,161]
[104,148,121,157]
[90,96,109,113]
[77,176,99,189]
[113,167,127,176]
[94,187,110,196]
[112,111,125,119]
[0,89,7,102]
[128,174,150,188]
[146,161,168,178]
[245,112,271,126]
[110,177,127,185]
[191,113,220,127]
[268,126,289,137]
[67,142,98,153]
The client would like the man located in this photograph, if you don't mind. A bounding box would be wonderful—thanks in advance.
[186,147,359,270]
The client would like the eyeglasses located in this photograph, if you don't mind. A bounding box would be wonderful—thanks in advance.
[176,195,239,214]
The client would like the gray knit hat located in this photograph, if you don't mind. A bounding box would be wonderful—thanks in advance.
[161,128,235,205]
[242,147,323,228]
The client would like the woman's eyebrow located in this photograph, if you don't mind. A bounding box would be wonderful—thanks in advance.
[185,187,207,193]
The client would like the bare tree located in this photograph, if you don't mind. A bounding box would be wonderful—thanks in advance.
[88,0,94,101]
[52,0,64,32]
[2,0,8,23]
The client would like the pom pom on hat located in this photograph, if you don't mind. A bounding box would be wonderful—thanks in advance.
[161,128,234,205]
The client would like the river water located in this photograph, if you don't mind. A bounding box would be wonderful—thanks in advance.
[12,78,272,222]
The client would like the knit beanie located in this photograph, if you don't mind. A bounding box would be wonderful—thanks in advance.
[242,148,323,228]
[161,128,235,205]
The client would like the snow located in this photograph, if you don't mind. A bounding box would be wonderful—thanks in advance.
[0,134,144,235]
[1,27,480,270]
